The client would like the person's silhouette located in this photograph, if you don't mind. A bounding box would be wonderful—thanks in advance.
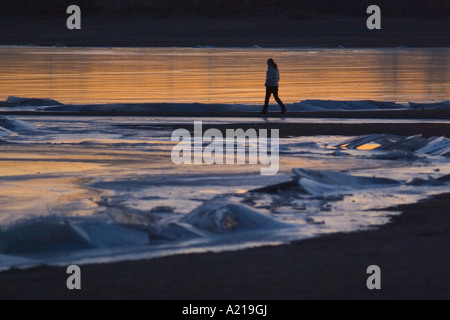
[262,58,286,114]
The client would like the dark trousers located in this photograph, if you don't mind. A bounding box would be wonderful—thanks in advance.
[262,86,286,113]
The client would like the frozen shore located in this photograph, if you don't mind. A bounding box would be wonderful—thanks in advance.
[1,96,450,120]
[0,113,449,299]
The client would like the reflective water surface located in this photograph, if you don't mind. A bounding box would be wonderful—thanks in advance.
[0,47,449,105]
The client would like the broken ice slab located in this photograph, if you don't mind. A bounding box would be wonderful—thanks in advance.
[297,100,403,111]
[332,134,450,156]
[416,136,450,156]
[332,134,404,150]
[247,180,299,194]
[146,197,293,241]
[0,115,37,132]
[378,134,425,151]
[0,126,15,137]
[248,168,400,197]
[409,101,450,109]
[180,197,290,234]
[293,168,400,196]
[0,96,63,107]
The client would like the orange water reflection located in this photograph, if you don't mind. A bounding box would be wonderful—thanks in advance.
[0,47,449,105]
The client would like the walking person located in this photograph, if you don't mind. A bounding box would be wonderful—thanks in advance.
[262,58,287,114]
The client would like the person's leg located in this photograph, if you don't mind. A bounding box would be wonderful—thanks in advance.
[262,87,272,113]
[272,87,286,113]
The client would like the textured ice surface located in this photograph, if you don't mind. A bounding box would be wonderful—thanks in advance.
[0,116,449,271]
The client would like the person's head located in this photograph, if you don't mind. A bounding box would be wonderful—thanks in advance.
[267,58,278,70]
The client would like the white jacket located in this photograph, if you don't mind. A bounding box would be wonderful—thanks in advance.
[265,65,279,87]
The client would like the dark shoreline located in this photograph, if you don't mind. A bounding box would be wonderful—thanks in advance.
[1,192,449,300]
[171,120,450,138]
[3,108,450,119]
[4,109,449,138]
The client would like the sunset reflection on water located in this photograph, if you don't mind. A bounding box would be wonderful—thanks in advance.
[0,47,448,105]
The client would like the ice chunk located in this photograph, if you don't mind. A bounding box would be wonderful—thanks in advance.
[0,115,37,132]
[295,100,403,111]
[1,96,63,107]
[406,176,446,186]
[0,126,14,137]
[293,168,399,196]
[378,134,425,152]
[75,223,149,248]
[409,101,450,109]
[333,134,450,156]
[416,136,450,156]
[0,218,93,254]
[148,222,204,241]
[180,197,289,234]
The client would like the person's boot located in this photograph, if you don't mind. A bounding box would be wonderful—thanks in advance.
[261,106,268,114]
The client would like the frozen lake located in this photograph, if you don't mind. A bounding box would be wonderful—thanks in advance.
[0,115,449,270]
[0,46,449,270]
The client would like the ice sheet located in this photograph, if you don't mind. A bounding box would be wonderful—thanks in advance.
[1,96,450,114]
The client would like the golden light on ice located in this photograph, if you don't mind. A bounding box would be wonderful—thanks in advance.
[356,143,381,150]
